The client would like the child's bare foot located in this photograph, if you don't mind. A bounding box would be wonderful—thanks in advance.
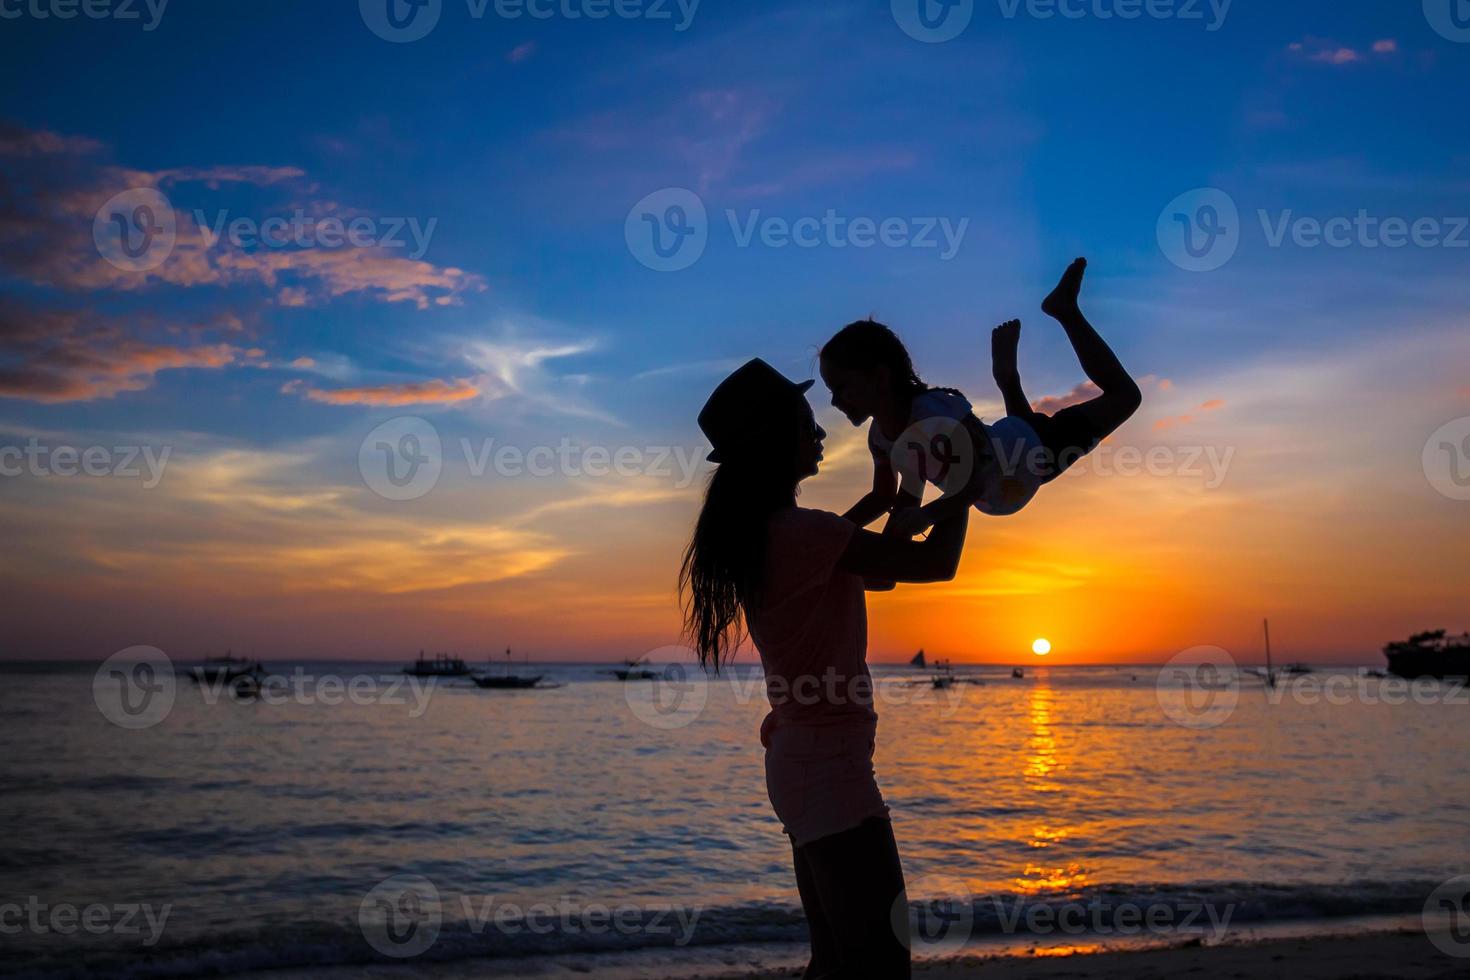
[1041,257,1087,321]
[991,319,1021,381]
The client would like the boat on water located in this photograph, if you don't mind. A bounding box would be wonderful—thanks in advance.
[1012,667,1025,679]
[931,659,955,690]
[185,652,267,689]
[472,648,544,690]
[909,649,926,668]
[609,656,658,681]
[403,651,472,677]
[1384,630,1470,679]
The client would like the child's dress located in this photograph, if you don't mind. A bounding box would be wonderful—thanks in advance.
[867,388,1047,517]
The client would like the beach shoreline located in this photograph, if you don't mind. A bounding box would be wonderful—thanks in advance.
[714,928,1466,979]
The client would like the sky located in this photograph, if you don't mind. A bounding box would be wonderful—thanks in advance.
[1,0,1467,664]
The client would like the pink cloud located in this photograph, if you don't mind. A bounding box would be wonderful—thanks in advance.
[1288,37,1398,66]
[287,378,481,407]
[507,42,537,63]
[1372,39,1398,54]
[1154,399,1225,432]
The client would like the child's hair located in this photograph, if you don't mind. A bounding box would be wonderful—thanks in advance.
[820,318,961,403]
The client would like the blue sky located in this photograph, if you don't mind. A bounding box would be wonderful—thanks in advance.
[2,0,1468,660]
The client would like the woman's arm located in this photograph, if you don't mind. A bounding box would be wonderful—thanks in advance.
[842,457,899,527]
[838,508,968,584]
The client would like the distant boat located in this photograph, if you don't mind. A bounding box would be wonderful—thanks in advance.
[910,649,926,668]
[1281,664,1313,676]
[472,648,544,690]
[185,652,266,692]
[931,659,955,690]
[403,651,472,677]
[1384,630,1470,679]
[1012,667,1024,679]
[609,656,658,681]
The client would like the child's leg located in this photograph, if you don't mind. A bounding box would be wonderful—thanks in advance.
[990,319,1033,420]
[1034,258,1143,474]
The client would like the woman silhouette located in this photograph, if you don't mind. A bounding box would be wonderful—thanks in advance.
[681,359,970,979]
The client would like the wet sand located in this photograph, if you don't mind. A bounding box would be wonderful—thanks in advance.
[721,929,1466,979]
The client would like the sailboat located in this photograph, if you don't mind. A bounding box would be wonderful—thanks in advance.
[609,655,658,681]
[909,649,926,668]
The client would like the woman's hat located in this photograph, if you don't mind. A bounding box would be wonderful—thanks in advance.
[698,358,815,463]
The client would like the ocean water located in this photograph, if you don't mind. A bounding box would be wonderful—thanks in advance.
[2,659,1467,978]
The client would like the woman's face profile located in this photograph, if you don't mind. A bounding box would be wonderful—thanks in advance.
[794,399,826,480]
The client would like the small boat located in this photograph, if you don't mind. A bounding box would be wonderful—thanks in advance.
[185,652,267,689]
[910,649,927,669]
[931,659,955,690]
[403,651,472,677]
[472,648,544,690]
[609,656,658,681]
[1281,663,1313,676]
[1384,630,1470,679]
[1011,667,1024,679]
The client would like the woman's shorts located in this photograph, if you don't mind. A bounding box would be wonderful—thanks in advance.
[764,723,889,847]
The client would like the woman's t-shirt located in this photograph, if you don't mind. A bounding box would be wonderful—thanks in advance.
[868,388,1046,517]
[746,508,876,744]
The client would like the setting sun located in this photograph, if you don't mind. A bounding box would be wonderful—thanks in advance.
[1032,638,1052,656]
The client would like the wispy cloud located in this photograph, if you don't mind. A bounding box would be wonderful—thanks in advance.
[285,377,481,407]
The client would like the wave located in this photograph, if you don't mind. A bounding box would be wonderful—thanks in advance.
[4,878,1441,980]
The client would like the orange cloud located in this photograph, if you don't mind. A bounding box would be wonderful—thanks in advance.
[1154,398,1225,431]
[0,305,243,403]
[290,378,481,406]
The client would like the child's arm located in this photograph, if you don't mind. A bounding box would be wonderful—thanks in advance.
[842,455,899,527]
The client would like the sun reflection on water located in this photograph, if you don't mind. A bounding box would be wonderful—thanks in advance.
[1014,682,1090,895]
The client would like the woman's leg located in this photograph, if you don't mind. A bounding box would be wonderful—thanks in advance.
[792,840,842,979]
[1031,258,1143,475]
[796,817,911,979]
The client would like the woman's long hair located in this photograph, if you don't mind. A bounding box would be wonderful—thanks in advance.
[820,318,962,403]
[679,432,800,674]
